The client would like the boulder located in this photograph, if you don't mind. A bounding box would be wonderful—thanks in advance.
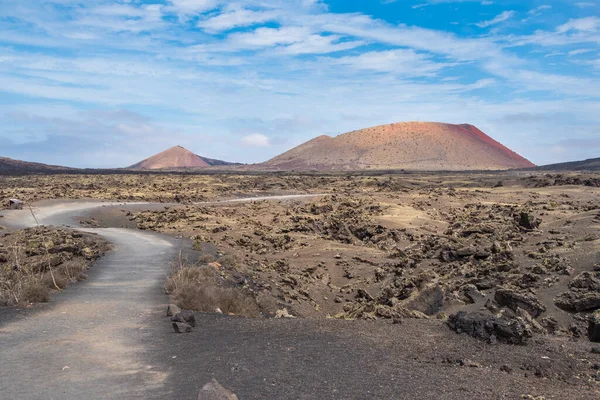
[404,284,444,316]
[447,311,532,345]
[167,304,181,317]
[588,310,600,342]
[171,310,196,327]
[555,291,600,312]
[198,379,238,400]
[517,211,541,230]
[494,288,546,318]
[462,284,485,303]
[569,271,600,291]
[172,322,192,333]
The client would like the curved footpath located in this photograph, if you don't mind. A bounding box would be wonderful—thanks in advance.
[0,198,598,399]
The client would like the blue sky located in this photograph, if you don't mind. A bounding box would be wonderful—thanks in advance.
[0,0,599,167]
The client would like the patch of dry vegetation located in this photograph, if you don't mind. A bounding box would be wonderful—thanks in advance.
[0,227,109,305]
[164,254,278,317]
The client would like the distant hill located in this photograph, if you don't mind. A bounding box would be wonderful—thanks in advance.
[533,157,600,171]
[0,157,74,175]
[256,122,535,171]
[128,146,239,170]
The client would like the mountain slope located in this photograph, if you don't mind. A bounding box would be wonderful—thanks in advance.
[128,146,238,170]
[533,157,600,171]
[0,157,74,175]
[260,122,534,171]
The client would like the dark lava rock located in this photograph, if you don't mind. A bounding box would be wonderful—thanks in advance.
[198,379,238,400]
[494,288,546,318]
[462,284,485,303]
[172,322,193,333]
[555,291,600,312]
[589,310,600,343]
[569,271,600,291]
[517,211,541,230]
[406,285,444,316]
[167,304,181,317]
[447,311,532,345]
[171,310,196,327]
[356,288,374,302]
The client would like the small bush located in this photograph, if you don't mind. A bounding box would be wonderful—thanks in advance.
[21,280,50,303]
[197,254,217,264]
[218,254,239,269]
[166,262,260,317]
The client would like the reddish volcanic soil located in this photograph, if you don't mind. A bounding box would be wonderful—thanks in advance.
[128,146,210,170]
[260,122,535,171]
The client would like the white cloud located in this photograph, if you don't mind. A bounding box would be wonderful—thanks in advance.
[198,7,279,33]
[241,133,271,147]
[557,17,600,33]
[228,26,311,48]
[528,5,552,16]
[168,0,219,15]
[475,11,515,28]
[574,2,596,8]
[331,49,449,76]
[568,48,594,56]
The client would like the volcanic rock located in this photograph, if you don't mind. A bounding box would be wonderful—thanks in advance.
[172,322,193,333]
[555,291,600,312]
[198,379,238,400]
[448,311,532,344]
[494,288,546,318]
[588,310,600,342]
[166,304,181,317]
[171,310,196,327]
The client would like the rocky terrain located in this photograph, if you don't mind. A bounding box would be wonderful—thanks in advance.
[4,172,600,343]
[46,172,590,349]
[2,171,600,397]
[258,122,535,171]
[0,226,109,305]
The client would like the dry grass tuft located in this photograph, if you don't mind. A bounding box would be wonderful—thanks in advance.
[165,257,270,317]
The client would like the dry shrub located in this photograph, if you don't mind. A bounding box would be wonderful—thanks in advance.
[255,291,280,316]
[197,253,217,264]
[0,228,106,306]
[165,261,261,317]
[218,254,239,269]
[21,279,50,303]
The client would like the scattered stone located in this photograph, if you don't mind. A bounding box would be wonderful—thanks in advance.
[588,310,600,342]
[517,211,541,230]
[356,288,374,302]
[208,262,222,269]
[167,304,181,317]
[569,271,600,291]
[447,311,532,345]
[462,284,485,303]
[500,365,512,373]
[171,310,196,327]
[172,322,192,333]
[198,379,238,400]
[555,291,600,312]
[495,288,546,318]
[541,316,563,335]
[275,308,295,318]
